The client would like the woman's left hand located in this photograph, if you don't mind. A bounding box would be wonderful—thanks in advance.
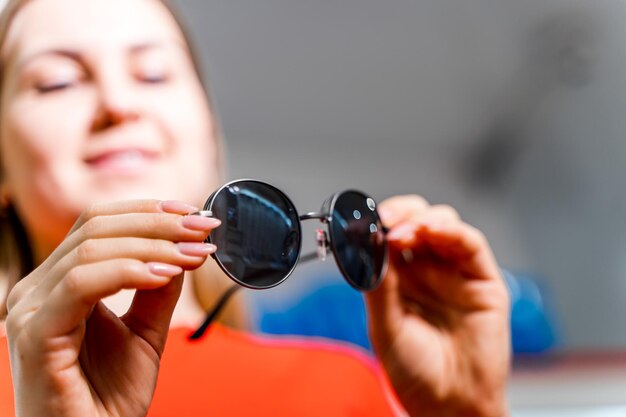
[365,195,510,417]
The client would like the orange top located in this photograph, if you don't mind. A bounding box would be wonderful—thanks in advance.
[1,325,399,416]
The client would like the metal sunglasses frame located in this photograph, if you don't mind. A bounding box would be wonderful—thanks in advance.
[189,179,388,340]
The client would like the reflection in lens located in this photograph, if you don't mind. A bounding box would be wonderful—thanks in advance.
[207,181,301,289]
[329,191,386,291]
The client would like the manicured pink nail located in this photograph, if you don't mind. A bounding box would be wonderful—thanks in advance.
[160,200,199,214]
[182,215,221,231]
[387,224,416,241]
[147,262,183,277]
[378,208,395,224]
[177,242,217,256]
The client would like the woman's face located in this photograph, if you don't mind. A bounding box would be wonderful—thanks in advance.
[0,0,219,259]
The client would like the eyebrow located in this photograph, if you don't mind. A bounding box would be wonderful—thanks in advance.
[16,49,84,71]
[15,40,187,71]
[130,41,184,54]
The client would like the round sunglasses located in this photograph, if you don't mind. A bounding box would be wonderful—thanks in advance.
[189,179,388,340]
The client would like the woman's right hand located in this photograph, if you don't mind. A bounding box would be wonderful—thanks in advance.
[5,200,219,417]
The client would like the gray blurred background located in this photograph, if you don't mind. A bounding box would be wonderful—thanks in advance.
[176,0,626,351]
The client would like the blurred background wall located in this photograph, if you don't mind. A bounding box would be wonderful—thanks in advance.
[175,0,626,350]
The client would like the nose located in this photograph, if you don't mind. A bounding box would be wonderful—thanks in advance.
[91,73,140,131]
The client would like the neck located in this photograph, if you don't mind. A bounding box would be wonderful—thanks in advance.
[172,271,207,328]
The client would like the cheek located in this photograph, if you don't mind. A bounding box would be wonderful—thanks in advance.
[7,105,58,173]
[155,84,220,188]
[2,95,89,205]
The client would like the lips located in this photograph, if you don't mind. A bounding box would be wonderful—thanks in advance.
[84,148,160,176]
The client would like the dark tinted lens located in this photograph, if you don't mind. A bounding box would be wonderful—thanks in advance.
[329,191,386,291]
[207,181,301,289]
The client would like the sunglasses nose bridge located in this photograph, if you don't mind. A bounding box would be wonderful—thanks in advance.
[299,211,329,222]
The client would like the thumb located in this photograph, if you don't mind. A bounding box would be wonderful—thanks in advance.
[122,273,185,356]
[364,256,404,353]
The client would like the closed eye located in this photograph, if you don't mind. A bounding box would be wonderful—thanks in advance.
[137,72,170,84]
[36,81,76,94]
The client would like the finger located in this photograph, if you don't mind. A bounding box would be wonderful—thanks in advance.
[30,260,182,338]
[32,237,216,299]
[364,262,435,357]
[53,212,220,265]
[369,248,457,323]
[393,250,510,313]
[389,221,501,280]
[76,212,219,245]
[6,276,33,313]
[68,199,199,235]
[384,203,460,230]
[122,273,184,356]
[25,212,219,297]
[364,258,405,343]
[31,200,174,275]
[392,254,482,312]
[424,204,460,222]
[378,195,429,227]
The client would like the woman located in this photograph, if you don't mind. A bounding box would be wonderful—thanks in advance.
[0,0,511,416]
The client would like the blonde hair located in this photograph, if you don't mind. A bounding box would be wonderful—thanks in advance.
[0,0,37,318]
[0,0,242,327]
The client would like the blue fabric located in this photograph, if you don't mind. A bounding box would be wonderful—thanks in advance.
[254,270,560,354]
[503,270,560,354]
[256,282,372,350]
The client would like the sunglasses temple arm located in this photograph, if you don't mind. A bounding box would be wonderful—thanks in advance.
[188,250,321,342]
[188,284,242,341]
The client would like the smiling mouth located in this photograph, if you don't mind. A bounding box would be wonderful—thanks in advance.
[85,149,159,176]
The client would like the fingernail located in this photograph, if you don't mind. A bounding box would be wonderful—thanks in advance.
[387,223,416,241]
[147,262,183,277]
[177,242,217,256]
[161,200,199,214]
[378,208,395,223]
[182,215,221,231]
